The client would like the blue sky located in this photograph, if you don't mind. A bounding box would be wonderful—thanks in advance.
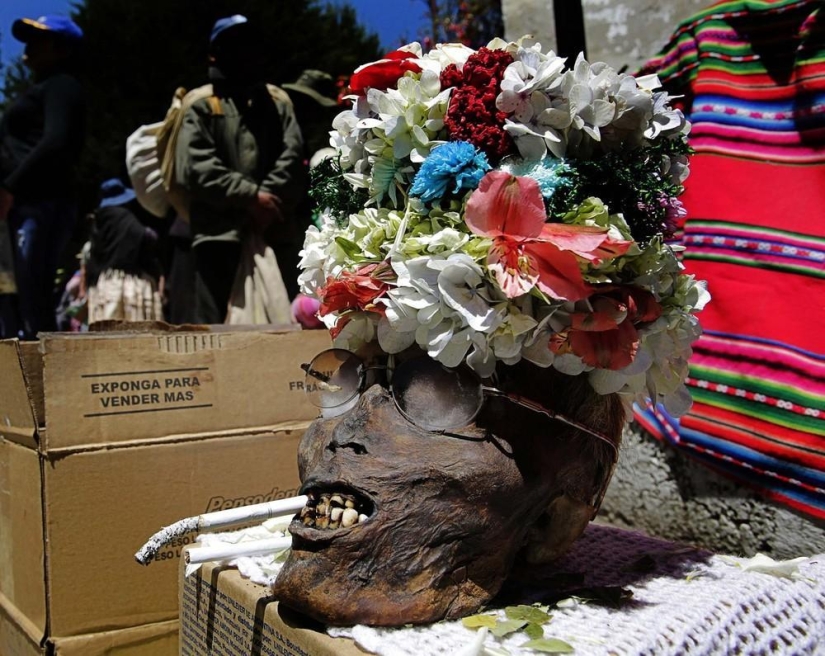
[0,0,430,68]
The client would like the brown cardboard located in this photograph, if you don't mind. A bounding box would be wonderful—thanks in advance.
[1,594,178,656]
[0,440,46,634]
[180,561,366,656]
[0,328,331,450]
[0,424,307,641]
[0,340,40,449]
[49,620,178,656]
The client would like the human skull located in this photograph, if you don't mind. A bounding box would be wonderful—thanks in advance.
[272,354,624,626]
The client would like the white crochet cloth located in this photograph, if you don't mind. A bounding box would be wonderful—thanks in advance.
[196,524,825,655]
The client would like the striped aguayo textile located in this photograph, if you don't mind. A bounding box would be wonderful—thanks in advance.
[634,0,825,519]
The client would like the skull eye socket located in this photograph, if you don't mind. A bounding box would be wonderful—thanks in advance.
[304,349,363,410]
[391,358,484,432]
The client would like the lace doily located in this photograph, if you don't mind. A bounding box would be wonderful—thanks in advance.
[195,523,824,655]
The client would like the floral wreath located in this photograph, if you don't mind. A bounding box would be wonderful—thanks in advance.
[298,37,709,416]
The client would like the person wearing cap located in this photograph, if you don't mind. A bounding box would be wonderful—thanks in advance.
[0,14,86,338]
[174,14,305,323]
[85,179,163,324]
[282,69,339,161]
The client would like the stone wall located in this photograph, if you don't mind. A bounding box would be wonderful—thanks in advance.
[503,0,708,70]
[599,425,825,559]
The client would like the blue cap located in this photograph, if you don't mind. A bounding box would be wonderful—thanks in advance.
[12,15,83,43]
[209,14,248,45]
[99,178,136,208]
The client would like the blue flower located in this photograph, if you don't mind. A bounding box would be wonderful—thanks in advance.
[410,141,491,203]
[499,156,571,201]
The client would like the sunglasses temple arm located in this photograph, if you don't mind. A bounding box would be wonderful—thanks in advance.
[484,387,618,461]
[301,363,332,383]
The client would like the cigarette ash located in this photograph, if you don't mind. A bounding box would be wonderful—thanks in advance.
[135,516,199,565]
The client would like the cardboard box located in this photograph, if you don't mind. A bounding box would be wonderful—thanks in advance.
[180,561,365,656]
[0,426,308,642]
[0,327,331,646]
[0,328,330,450]
[1,594,179,656]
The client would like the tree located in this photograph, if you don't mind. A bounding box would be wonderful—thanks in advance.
[0,0,381,214]
[422,0,503,49]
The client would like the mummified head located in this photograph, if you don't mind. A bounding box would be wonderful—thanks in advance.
[272,347,624,626]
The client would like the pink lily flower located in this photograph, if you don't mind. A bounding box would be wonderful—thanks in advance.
[465,171,632,301]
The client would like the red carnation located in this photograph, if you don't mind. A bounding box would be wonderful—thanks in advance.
[349,50,422,94]
[442,47,516,162]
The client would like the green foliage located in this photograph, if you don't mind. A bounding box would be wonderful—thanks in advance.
[2,0,382,212]
[309,156,369,225]
[544,138,693,244]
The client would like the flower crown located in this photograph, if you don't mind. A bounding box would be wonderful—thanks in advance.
[298,37,709,416]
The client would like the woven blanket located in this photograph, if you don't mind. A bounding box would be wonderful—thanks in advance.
[195,523,825,655]
[634,0,825,519]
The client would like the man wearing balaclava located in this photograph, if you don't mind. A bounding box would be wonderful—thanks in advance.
[174,15,305,324]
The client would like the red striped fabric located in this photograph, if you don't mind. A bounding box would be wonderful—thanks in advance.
[635,0,825,518]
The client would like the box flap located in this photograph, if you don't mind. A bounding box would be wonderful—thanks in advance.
[0,340,40,448]
[49,620,178,656]
[0,440,46,633]
[39,329,330,450]
[0,591,44,656]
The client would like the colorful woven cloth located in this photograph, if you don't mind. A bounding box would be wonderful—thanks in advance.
[634,0,825,519]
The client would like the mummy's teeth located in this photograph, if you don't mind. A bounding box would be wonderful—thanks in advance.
[296,490,370,530]
[341,508,358,528]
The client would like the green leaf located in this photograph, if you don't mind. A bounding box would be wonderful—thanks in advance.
[461,613,497,629]
[524,622,545,640]
[519,637,575,653]
[504,605,551,625]
[490,619,527,637]
[334,236,366,261]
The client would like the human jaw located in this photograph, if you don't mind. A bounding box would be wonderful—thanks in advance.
[272,384,548,626]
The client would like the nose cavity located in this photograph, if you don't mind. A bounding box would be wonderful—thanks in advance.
[326,384,389,456]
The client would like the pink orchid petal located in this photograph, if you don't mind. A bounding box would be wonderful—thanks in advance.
[569,319,640,370]
[526,241,592,301]
[465,171,546,239]
[538,223,631,263]
[488,240,538,298]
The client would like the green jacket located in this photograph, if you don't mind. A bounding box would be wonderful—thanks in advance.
[175,81,305,246]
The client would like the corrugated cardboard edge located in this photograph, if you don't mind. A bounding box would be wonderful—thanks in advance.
[182,558,366,656]
[0,590,44,655]
[49,619,178,656]
[0,438,47,634]
[0,340,39,449]
[42,421,312,458]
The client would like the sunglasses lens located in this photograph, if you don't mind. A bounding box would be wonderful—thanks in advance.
[392,358,483,431]
[304,349,362,409]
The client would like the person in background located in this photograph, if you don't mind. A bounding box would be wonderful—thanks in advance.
[282,69,339,164]
[0,15,86,339]
[85,179,163,324]
[174,14,305,323]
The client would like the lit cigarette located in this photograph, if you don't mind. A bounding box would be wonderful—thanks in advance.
[185,536,292,568]
[135,494,306,565]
